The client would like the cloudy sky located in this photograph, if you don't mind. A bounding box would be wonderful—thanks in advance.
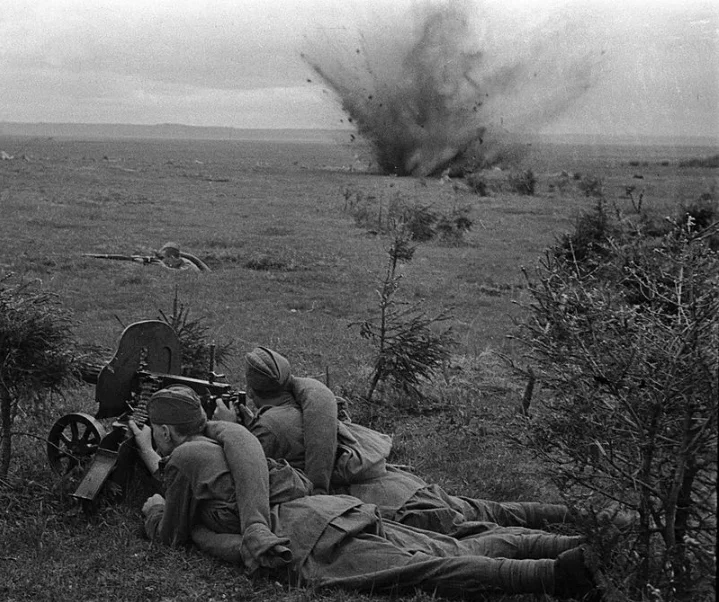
[1,0,717,139]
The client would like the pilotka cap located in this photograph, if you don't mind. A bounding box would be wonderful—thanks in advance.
[147,386,204,425]
[245,347,291,392]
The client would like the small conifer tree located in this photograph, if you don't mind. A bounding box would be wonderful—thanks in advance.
[0,275,76,477]
[157,287,236,378]
[359,227,455,404]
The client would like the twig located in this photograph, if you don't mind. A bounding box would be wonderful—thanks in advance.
[11,430,55,443]
[520,368,535,416]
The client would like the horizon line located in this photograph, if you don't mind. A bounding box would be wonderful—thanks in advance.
[1,121,717,146]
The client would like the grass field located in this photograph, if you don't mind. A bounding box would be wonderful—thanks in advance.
[1,133,716,602]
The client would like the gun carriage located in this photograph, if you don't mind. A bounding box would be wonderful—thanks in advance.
[46,320,244,505]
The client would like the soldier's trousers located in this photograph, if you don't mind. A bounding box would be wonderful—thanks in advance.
[300,509,580,598]
[394,483,571,539]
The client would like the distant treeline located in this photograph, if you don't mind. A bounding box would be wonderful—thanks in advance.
[0,122,348,143]
[627,153,719,168]
[678,153,719,168]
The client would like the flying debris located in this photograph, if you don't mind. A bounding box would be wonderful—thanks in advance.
[304,1,601,177]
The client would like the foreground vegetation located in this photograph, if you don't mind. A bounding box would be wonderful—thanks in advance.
[0,135,716,601]
[513,199,717,600]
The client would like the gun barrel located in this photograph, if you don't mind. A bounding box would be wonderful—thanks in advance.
[83,253,134,260]
[77,358,107,384]
[83,253,158,264]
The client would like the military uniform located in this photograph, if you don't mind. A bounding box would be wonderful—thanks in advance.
[248,380,571,538]
[146,420,587,599]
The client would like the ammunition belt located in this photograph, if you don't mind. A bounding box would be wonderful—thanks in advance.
[134,374,163,425]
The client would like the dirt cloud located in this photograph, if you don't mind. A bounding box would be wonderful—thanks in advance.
[303,1,604,176]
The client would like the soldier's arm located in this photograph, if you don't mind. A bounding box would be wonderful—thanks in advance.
[203,420,272,531]
[202,420,293,572]
[144,460,194,546]
[290,377,338,494]
[129,420,162,478]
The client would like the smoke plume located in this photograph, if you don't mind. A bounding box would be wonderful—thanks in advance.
[303,1,603,176]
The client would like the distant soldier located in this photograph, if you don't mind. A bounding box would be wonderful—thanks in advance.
[157,242,210,272]
[84,243,210,272]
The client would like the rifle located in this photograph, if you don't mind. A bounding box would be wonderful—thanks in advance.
[83,253,161,265]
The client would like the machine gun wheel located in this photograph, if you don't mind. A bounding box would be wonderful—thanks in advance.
[47,413,107,475]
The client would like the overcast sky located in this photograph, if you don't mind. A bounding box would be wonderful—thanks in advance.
[1,0,717,138]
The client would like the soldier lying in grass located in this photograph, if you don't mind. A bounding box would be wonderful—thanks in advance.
[213,347,609,539]
[156,242,209,271]
[130,385,603,601]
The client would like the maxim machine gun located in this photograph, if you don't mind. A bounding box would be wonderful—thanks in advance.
[46,320,244,506]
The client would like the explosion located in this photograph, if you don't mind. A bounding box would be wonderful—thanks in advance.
[303,1,601,177]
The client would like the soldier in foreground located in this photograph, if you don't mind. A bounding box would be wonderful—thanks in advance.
[214,347,580,538]
[131,386,603,600]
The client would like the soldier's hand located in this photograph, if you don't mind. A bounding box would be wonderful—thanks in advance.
[128,419,153,452]
[213,398,238,423]
[142,493,165,516]
[236,404,255,426]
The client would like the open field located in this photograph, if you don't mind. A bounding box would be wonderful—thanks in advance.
[1,134,716,602]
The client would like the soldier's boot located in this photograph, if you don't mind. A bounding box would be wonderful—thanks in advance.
[554,544,603,602]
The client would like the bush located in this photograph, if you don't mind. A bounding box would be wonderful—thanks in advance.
[0,275,77,477]
[401,203,437,242]
[679,192,718,231]
[341,186,472,244]
[244,254,295,271]
[507,169,536,195]
[514,212,718,600]
[156,289,236,378]
[465,172,488,196]
[577,174,604,197]
[435,206,473,245]
[554,199,619,268]
[671,192,719,251]
[549,171,572,195]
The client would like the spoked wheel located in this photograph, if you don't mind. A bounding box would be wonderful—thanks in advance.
[47,413,107,475]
